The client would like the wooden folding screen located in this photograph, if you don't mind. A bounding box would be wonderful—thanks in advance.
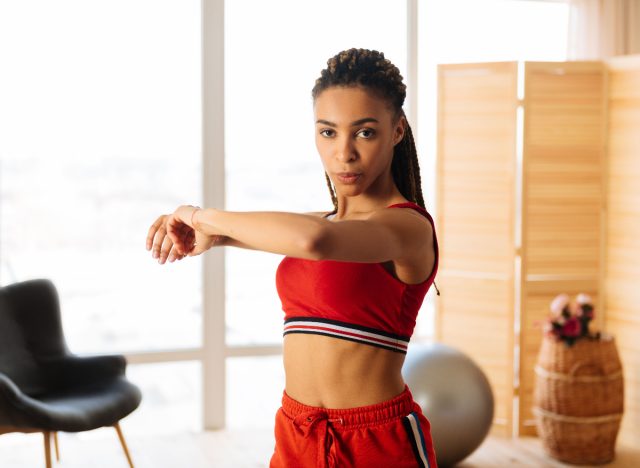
[518,62,607,436]
[604,55,640,446]
[436,61,608,437]
[435,62,519,437]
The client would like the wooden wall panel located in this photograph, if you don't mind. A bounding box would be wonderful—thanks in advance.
[518,62,607,436]
[604,54,640,446]
[436,62,518,436]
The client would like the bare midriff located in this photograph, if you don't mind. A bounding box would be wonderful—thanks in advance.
[283,333,407,409]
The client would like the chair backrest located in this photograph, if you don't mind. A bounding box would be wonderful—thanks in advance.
[0,279,69,395]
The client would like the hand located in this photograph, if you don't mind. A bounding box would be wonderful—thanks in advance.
[146,214,189,264]
[165,205,223,258]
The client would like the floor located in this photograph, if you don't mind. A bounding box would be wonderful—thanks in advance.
[0,428,638,468]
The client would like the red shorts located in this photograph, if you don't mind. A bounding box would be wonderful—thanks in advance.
[269,385,438,468]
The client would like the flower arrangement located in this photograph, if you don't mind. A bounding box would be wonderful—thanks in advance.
[542,293,601,347]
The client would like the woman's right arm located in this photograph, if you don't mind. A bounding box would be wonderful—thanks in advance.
[219,237,259,251]
[148,210,329,263]
[221,212,328,250]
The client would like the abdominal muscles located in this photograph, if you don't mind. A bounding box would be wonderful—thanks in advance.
[283,333,406,408]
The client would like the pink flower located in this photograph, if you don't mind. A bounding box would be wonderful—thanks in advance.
[568,301,581,317]
[550,293,570,317]
[562,317,581,337]
[576,293,593,306]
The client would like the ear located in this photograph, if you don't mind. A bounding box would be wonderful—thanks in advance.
[392,114,406,146]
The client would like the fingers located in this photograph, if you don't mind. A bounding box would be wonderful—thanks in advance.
[167,245,187,263]
[157,234,175,264]
[150,223,168,260]
[167,217,196,256]
[149,213,196,265]
[166,216,181,246]
[146,216,166,252]
[177,230,195,256]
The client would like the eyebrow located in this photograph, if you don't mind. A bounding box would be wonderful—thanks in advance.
[315,118,379,127]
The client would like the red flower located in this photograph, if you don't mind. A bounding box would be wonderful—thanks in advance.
[561,317,581,337]
[545,292,598,344]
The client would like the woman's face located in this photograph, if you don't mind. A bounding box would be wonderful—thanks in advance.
[313,85,405,196]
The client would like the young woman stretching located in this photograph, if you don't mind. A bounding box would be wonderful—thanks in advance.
[146,48,439,468]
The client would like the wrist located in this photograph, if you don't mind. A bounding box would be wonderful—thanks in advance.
[190,206,201,228]
[191,207,224,236]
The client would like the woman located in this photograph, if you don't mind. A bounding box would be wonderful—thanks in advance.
[146,48,439,468]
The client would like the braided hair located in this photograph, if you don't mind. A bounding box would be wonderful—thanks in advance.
[312,48,440,296]
[312,48,425,214]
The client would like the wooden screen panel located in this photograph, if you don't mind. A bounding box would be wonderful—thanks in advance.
[604,54,640,446]
[519,62,607,436]
[436,62,518,436]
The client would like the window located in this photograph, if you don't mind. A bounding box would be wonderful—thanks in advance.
[0,0,204,436]
[0,0,203,354]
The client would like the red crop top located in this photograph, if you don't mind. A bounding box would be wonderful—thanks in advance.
[275,202,439,354]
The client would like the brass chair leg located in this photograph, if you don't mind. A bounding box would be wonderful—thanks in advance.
[113,422,134,468]
[53,432,60,461]
[43,431,52,468]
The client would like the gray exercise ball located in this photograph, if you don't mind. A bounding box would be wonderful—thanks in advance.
[402,343,494,467]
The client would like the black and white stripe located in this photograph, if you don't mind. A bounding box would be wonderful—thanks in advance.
[283,317,410,354]
[402,412,431,468]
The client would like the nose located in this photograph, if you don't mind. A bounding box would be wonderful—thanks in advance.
[335,135,357,162]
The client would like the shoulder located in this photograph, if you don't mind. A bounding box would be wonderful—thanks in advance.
[370,202,432,225]
[367,203,434,249]
[371,203,435,269]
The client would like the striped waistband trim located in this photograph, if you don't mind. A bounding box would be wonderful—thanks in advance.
[283,317,410,354]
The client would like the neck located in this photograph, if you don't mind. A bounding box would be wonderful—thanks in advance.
[334,173,405,218]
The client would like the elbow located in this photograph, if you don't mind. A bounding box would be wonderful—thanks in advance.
[300,225,330,260]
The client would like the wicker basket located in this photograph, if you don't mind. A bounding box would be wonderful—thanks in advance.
[533,333,624,465]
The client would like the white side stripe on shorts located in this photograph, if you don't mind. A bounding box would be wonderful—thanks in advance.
[403,412,430,468]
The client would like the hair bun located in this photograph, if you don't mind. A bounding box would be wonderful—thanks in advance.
[312,48,406,110]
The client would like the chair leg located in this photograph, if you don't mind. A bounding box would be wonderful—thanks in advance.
[53,431,60,461]
[43,431,52,468]
[113,422,134,468]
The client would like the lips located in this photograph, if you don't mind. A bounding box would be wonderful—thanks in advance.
[336,172,362,184]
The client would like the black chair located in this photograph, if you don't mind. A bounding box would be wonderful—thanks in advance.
[0,278,142,467]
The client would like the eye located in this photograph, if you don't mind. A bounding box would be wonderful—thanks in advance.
[319,129,335,138]
[356,128,376,139]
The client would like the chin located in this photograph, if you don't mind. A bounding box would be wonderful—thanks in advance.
[336,188,364,198]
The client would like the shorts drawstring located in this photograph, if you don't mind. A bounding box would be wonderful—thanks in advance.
[292,410,344,467]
